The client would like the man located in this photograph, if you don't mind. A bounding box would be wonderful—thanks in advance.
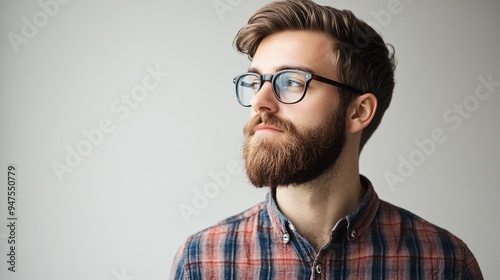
[170,0,483,279]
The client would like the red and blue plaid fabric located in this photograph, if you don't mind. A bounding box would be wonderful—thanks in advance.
[170,176,483,279]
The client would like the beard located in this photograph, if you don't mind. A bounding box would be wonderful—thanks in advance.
[243,108,347,188]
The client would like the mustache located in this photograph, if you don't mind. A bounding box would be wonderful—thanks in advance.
[243,113,295,136]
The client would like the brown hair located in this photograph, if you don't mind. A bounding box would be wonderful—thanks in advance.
[234,0,396,151]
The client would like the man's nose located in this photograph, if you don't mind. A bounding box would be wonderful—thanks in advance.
[251,81,279,114]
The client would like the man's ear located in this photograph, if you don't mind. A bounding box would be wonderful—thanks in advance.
[346,93,377,133]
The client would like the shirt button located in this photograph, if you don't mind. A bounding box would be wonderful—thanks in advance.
[350,229,357,238]
[315,264,322,274]
[282,233,290,244]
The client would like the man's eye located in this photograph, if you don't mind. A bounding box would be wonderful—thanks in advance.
[285,79,303,87]
[281,78,304,89]
[250,82,261,89]
[240,81,260,89]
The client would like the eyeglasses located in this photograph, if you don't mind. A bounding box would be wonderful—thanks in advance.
[233,69,363,107]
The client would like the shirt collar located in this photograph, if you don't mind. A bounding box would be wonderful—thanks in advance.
[265,175,380,242]
[266,188,288,236]
[344,175,380,241]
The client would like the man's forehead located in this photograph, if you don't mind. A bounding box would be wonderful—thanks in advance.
[249,30,335,75]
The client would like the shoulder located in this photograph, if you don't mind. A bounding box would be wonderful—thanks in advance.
[190,200,267,240]
[377,199,460,240]
[169,202,268,279]
[214,200,268,228]
[374,200,483,279]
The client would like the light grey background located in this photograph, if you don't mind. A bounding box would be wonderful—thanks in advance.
[0,0,498,279]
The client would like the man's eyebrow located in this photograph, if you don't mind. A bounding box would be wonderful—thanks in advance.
[247,67,261,74]
[275,65,316,73]
[247,65,317,74]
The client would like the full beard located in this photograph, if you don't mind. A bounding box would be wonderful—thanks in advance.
[243,108,347,188]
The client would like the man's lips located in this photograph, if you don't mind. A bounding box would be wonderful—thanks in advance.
[254,124,284,133]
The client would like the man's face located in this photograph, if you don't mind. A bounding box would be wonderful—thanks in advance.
[243,30,348,188]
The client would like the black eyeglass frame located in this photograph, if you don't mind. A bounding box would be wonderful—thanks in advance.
[233,69,364,107]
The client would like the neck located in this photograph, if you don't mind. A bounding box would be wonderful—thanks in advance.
[274,153,365,252]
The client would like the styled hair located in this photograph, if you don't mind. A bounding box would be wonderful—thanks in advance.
[234,0,396,151]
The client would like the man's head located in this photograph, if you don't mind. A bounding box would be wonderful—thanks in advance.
[234,0,396,188]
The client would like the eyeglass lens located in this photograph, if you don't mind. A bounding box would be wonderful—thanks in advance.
[236,71,307,106]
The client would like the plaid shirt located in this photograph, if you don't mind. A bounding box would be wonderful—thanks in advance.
[170,176,483,279]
